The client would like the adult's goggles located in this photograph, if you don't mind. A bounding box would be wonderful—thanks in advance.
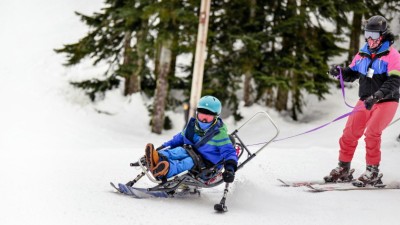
[364,31,380,40]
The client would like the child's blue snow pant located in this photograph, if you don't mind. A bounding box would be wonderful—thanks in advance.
[159,147,195,178]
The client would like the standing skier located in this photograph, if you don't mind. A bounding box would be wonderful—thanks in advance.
[144,95,238,183]
[325,15,400,187]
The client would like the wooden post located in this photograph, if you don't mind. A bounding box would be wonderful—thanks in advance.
[189,0,211,118]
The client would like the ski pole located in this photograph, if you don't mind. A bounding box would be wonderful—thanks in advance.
[214,182,229,212]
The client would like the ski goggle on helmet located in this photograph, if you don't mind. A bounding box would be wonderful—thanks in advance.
[196,96,222,123]
[364,31,380,40]
[363,15,388,40]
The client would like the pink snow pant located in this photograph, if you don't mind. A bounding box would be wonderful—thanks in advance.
[339,100,398,165]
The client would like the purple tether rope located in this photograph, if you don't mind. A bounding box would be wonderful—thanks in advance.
[337,66,355,109]
[247,67,361,146]
[271,105,363,143]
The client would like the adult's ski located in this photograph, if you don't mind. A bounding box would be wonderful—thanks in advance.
[277,179,325,187]
[277,179,353,187]
[305,183,400,192]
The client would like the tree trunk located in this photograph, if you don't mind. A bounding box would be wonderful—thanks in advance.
[289,0,305,121]
[123,31,142,95]
[243,0,256,107]
[275,85,288,111]
[264,88,274,107]
[275,0,295,113]
[347,12,362,65]
[151,40,172,134]
[243,69,253,106]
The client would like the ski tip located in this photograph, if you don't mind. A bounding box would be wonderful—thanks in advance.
[277,179,290,187]
[304,184,326,193]
[110,182,125,194]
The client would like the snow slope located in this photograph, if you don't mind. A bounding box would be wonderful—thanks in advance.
[0,1,399,225]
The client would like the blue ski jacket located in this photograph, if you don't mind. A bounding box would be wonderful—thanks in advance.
[161,117,238,167]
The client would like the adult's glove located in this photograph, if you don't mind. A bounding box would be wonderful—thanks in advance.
[222,169,235,183]
[328,65,340,78]
[364,90,384,110]
[222,160,237,183]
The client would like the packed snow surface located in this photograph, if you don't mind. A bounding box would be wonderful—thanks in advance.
[1,1,399,225]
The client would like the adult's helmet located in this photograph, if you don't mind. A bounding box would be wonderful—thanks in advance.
[364,15,388,34]
[197,96,222,116]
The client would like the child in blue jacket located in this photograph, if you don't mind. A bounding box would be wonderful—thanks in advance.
[144,96,238,183]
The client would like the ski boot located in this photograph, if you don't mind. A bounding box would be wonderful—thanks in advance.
[145,143,160,171]
[352,165,384,187]
[324,161,355,183]
[152,161,169,177]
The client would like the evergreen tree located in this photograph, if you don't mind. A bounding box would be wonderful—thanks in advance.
[148,1,176,134]
[55,0,198,133]
[203,0,244,119]
[200,0,269,120]
[55,0,400,131]
[254,0,345,120]
[146,0,199,133]
[55,0,155,99]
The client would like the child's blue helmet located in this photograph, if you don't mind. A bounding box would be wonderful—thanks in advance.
[197,96,222,116]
